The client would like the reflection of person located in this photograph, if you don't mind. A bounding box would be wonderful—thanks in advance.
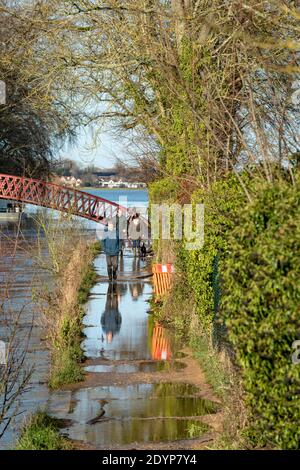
[129,282,144,301]
[117,255,128,297]
[129,258,145,301]
[101,284,122,343]
[102,219,120,282]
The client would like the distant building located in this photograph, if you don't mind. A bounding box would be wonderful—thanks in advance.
[98,178,146,189]
[0,199,24,221]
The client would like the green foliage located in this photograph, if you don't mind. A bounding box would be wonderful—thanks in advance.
[190,332,230,399]
[161,39,209,178]
[222,179,300,449]
[50,305,86,389]
[148,177,178,204]
[152,169,300,448]
[16,411,72,450]
[49,347,83,389]
[77,263,98,304]
[178,173,249,332]
[186,422,209,438]
[89,240,102,256]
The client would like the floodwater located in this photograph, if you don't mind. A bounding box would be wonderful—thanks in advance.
[47,252,219,448]
[0,222,52,449]
[0,193,218,449]
[48,384,214,446]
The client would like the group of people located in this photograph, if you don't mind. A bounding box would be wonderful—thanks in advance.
[101,207,148,282]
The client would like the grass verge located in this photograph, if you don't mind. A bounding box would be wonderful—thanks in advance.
[16,411,72,450]
[152,276,247,449]
[48,241,100,389]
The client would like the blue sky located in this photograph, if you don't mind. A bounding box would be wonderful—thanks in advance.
[59,126,131,169]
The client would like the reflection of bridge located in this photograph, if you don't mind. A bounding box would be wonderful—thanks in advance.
[0,173,130,224]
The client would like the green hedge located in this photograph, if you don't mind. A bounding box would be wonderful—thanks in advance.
[222,179,300,449]
[150,169,300,448]
[178,173,250,332]
[153,170,300,448]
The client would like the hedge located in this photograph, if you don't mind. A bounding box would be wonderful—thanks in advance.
[222,178,300,449]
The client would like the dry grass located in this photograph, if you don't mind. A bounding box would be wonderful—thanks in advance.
[190,315,248,449]
[33,221,99,388]
[47,241,96,388]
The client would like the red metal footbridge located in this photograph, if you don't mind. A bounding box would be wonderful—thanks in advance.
[0,173,130,224]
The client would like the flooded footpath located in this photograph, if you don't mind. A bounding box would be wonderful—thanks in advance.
[0,224,52,449]
[47,251,222,450]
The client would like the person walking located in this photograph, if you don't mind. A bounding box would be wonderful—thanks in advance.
[116,207,128,256]
[102,219,120,282]
[128,207,141,257]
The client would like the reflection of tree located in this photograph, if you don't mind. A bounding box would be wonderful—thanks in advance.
[0,308,33,439]
[101,284,122,342]
[121,416,207,444]
[0,233,33,441]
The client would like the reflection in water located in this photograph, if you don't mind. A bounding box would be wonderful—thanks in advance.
[151,323,172,361]
[129,282,145,302]
[63,416,209,447]
[101,284,122,344]
[82,253,180,364]
[129,258,145,301]
[84,361,187,374]
[82,253,153,361]
[117,256,128,297]
[48,383,217,446]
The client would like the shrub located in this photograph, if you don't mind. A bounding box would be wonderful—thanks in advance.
[222,179,300,449]
[16,411,72,450]
[151,170,300,448]
[178,173,250,332]
[148,177,178,204]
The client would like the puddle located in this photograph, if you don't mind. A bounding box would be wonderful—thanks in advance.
[11,247,213,450]
[103,396,217,419]
[81,279,154,361]
[84,361,186,374]
[84,364,137,374]
[49,383,217,446]
[81,260,181,363]
[65,418,209,446]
